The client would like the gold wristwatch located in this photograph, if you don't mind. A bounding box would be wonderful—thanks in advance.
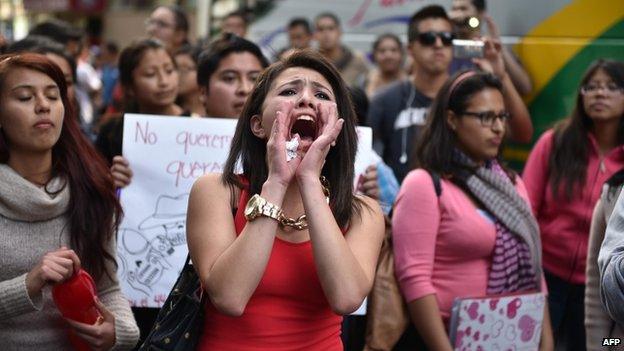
[244,194,282,222]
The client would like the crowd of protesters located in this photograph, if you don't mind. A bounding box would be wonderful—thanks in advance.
[0,0,623,350]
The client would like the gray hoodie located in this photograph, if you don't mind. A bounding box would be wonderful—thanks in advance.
[589,184,624,350]
[598,182,624,331]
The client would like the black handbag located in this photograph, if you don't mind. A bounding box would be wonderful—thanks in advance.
[138,255,206,351]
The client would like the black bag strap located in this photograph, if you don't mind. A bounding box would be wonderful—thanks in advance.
[429,171,442,197]
[388,170,441,219]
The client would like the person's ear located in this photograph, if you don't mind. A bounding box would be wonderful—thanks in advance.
[250,114,267,139]
[446,110,458,131]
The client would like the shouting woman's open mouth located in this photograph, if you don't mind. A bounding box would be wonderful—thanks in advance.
[289,114,318,142]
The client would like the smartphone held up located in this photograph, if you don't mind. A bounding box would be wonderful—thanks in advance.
[453,39,484,59]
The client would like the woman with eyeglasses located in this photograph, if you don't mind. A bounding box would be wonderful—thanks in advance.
[392,70,553,350]
[369,5,532,185]
[523,59,624,350]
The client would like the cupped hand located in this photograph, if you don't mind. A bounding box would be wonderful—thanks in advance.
[472,36,506,79]
[66,297,116,351]
[111,156,133,189]
[266,101,300,187]
[296,102,344,181]
[26,247,81,299]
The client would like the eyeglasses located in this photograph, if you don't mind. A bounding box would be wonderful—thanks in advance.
[416,31,454,46]
[462,111,510,127]
[580,83,623,95]
[145,18,175,29]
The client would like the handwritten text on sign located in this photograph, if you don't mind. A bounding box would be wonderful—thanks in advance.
[133,117,234,187]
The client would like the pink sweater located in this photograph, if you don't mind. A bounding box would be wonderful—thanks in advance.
[522,129,624,284]
[392,169,532,320]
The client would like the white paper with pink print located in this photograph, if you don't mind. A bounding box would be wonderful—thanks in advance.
[448,292,545,351]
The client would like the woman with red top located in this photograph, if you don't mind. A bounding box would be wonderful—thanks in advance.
[523,59,624,350]
[393,70,553,350]
[185,50,384,350]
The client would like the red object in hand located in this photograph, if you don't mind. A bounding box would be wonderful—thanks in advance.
[52,269,101,351]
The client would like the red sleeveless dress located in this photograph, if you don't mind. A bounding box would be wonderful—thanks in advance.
[196,184,343,351]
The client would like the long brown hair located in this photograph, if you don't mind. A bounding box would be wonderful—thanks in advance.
[549,59,624,200]
[222,50,361,227]
[0,54,122,281]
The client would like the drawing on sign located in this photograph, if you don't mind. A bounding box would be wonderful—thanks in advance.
[117,193,189,296]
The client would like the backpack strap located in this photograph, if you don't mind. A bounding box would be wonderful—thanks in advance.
[429,171,442,197]
[388,170,441,218]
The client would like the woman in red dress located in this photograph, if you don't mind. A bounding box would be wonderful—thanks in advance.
[186,50,384,350]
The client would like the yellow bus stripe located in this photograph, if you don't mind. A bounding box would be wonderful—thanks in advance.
[517,0,624,102]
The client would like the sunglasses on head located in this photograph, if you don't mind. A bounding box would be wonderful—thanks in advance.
[416,31,454,46]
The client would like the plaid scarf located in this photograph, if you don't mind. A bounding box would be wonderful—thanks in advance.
[452,151,542,294]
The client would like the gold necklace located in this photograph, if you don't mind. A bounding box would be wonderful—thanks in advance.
[277,176,330,230]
